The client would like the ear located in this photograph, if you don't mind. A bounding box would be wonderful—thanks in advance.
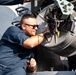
[21,24,26,30]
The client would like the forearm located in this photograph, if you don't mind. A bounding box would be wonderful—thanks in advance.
[23,0,31,2]
[23,32,45,49]
[37,33,45,44]
[30,32,45,47]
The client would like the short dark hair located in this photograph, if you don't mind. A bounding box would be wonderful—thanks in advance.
[20,14,36,25]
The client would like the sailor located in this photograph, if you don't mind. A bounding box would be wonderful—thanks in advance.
[0,14,50,75]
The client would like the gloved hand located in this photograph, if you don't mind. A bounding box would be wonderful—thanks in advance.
[43,25,50,34]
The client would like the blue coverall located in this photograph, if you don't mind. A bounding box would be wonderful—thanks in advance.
[0,26,36,75]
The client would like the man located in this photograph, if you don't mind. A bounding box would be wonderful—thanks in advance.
[0,0,31,5]
[0,14,50,75]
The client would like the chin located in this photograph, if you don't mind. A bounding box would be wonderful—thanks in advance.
[32,34,36,36]
[32,33,36,36]
[32,32,36,35]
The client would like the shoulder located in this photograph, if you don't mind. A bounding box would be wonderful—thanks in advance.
[7,26,22,32]
[0,0,23,5]
[8,26,19,29]
[4,26,24,36]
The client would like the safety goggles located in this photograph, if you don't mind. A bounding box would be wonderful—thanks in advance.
[24,23,39,29]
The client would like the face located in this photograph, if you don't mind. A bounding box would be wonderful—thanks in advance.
[22,18,38,36]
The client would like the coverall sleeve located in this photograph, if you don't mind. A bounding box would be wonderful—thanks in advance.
[0,0,23,5]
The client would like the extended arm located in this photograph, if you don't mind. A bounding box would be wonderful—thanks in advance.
[22,25,50,49]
